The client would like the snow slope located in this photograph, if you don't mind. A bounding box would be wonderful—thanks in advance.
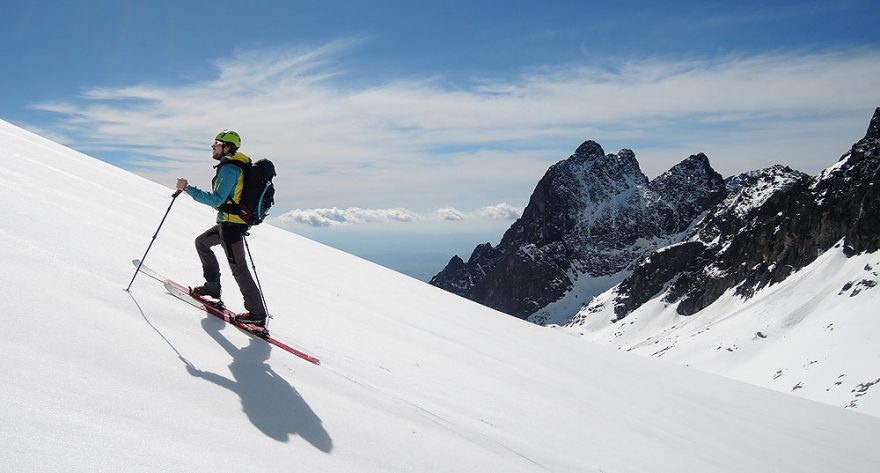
[567,241,880,416]
[2,118,879,472]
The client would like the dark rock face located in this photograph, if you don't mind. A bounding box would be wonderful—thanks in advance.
[610,107,880,319]
[612,240,708,320]
[430,141,727,319]
[842,107,880,256]
[612,165,811,317]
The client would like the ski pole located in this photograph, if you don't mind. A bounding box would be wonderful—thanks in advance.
[126,190,182,292]
[243,234,272,319]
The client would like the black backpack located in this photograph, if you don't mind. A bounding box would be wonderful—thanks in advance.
[218,159,276,226]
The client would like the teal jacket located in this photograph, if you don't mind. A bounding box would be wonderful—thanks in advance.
[184,152,251,224]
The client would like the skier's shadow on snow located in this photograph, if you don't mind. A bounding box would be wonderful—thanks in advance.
[186,316,333,452]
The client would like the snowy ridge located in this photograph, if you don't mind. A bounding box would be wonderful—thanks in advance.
[2,118,880,472]
[716,165,808,222]
[566,241,880,415]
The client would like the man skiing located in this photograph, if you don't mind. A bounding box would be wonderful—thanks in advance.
[175,130,267,327]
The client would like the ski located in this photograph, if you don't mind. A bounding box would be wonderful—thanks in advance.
[132,258,165,283]
[132,260,320,365]
[165,279,321,365]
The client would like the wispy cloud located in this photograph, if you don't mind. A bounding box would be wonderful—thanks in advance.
[31,41,880,218]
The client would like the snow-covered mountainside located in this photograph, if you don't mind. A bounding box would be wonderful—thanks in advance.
[3,118,880,472]
[566,108,880,414]
[431,142,726,323]
[568,245,880,415]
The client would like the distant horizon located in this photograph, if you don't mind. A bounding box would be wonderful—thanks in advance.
[289,110,879,280]
[291,225,510,281]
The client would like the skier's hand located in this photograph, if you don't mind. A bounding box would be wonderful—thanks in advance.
[176,178,188,191]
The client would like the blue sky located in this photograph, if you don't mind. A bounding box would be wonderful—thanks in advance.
[4,0,880,277]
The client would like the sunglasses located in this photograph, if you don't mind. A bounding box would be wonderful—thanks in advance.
[213,140,227,147]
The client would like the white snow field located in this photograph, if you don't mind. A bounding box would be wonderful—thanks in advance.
[568,245,880,416]
[2,118,879,472]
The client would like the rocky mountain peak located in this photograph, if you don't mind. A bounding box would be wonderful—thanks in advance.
[559,142,642,181]
[650,153,723,195]
[866,107,880,141]
[557,143,644,199]
[572,140,606,161]
[432,140,726,320]
[617,148,636,160]
[677,152,711,172]
[469,242,497,264]
[840,107,880,165]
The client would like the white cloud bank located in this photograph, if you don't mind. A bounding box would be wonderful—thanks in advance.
[275,207,418,227]
[436,207,466,221]
[274,203,522,228]
[477,203,523,220]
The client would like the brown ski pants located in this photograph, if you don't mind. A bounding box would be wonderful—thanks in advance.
[195,223,265,315]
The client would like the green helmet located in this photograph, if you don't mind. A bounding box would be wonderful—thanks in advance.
[215,129,241,148]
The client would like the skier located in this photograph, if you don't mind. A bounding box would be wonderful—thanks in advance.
[175,130,267,327]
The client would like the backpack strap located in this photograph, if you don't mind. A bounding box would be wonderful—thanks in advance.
[215,160,250,215]
[215,159,250,171]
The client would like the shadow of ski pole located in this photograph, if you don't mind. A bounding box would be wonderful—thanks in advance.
[126,291,194,369]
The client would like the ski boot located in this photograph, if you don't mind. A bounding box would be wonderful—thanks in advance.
[234,312,269,335]
[190,281,221,299]
[189,282,224,310]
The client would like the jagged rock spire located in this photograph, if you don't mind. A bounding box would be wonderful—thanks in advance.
[866,106,880,141]
[573,140,605,160]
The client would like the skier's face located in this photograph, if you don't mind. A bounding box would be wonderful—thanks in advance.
[212,140,226,160]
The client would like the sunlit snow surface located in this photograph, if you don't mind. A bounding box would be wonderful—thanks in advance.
[567,241,880,416]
